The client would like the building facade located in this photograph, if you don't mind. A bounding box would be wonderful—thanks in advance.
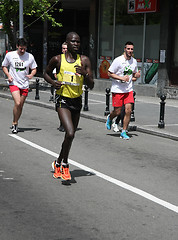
[54,0,178,98]
[95,0,178,98]
[1,0,178,98]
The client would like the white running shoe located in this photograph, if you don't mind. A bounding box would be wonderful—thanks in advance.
[112,122,120,132]
[11,124,18,134]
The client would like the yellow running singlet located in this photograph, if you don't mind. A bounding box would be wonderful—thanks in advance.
[56,54,84,98]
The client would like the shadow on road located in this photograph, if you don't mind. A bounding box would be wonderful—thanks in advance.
[106,132,138,139]
[18,127,42,132]
[62,169,95,186]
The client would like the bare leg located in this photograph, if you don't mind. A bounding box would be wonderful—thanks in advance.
[110,107,122,121]
[122,103,132,130]
[11,91,26,125]
[115,105,125,126]
[57,108,80,164]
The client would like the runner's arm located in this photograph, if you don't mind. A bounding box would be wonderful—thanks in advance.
[108,71,129,82]
[26,68,37,79]
[79,55,94,89]
[43,55,62,89]
[132,70,141,81]
[2,66,13,82]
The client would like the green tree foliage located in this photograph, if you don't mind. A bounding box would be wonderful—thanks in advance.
[0,0,62,48]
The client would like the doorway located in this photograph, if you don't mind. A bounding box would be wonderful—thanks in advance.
[170,2,178,86]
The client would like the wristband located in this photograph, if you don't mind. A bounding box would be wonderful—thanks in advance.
[85,73,89,77]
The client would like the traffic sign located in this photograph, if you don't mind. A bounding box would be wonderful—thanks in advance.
[128,0,158,14]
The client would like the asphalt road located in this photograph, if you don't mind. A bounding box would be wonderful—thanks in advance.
[0,97,178,240]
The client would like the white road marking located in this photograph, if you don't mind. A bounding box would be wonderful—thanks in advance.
[40,90,106,98]
[9,134,178,214]
[0,170,14,180]
[0,170,4,177]
[144,124,178,127]
[136,99,178,108]
[3,178,14,180]
[39,90,106,104]
[87,99,105,104]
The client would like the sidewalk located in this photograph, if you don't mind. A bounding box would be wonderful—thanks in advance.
[0,79,178,141]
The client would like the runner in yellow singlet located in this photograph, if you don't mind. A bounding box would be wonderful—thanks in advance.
[44,32,94,181]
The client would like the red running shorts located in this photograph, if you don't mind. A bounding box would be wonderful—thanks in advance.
[112,91,134,107]
[9,85,28,97]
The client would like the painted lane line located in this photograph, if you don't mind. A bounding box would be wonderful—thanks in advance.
[0,170,14,180]
[9,134,59,157]
[9,134,178,214]
[87,102,105,105]
[39,90,105,103]
[144,124,178,127]
[3,178,14,180]
[0,170,4,177]
[87,99,105,104]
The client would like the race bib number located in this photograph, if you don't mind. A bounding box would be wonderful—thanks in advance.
[15,61,26,72]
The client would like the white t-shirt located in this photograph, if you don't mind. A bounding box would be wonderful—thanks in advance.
[108,55,138,93]
[2,51,37,89]
[52,68,56,74]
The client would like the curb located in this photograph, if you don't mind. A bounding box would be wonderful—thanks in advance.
[0,92,177,141]
[136,125,178,141]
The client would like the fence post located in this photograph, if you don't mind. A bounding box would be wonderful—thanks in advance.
[104,88,110,116]
[49,85,54,102]
[35,78,40,100]
[83,85,89,111]
[158,94,166,128]
[130,91,136,122]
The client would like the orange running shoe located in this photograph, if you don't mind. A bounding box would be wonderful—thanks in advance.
[61,164,71,181]
[52,161,61,178]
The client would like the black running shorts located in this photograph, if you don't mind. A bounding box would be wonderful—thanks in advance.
[55,94,82,113]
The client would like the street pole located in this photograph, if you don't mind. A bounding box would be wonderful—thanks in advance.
[141,13,146,84]
[43,19,48,73]
[112,0,116,61]
[19,0,23,38]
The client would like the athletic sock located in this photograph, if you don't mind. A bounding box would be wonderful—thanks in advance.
[56,161,61,167]
[62,162,68,166]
